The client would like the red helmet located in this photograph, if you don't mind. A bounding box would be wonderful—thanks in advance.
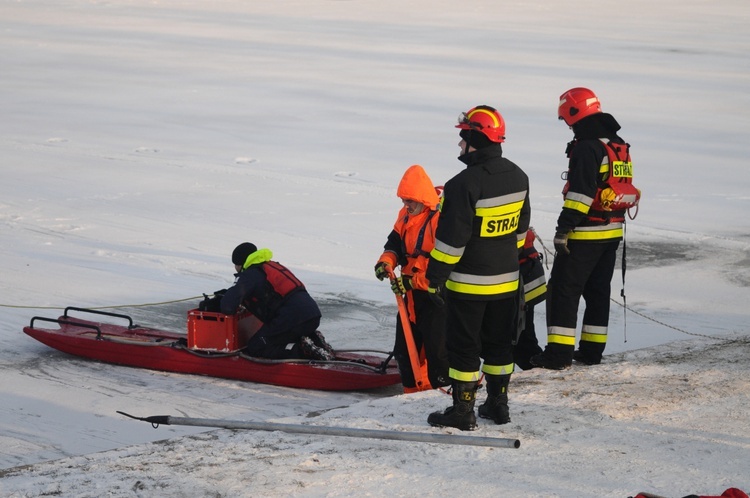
[558,87,601,126]
[456,105,505,143]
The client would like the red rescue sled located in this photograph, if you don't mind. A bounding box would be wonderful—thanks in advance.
[23,307,401,391]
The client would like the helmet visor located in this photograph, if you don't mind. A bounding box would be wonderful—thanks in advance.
[457,112,483,130]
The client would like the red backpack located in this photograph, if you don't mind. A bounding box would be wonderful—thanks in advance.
[593,140,641,216]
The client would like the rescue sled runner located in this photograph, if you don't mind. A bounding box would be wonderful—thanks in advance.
[23,307,401,391]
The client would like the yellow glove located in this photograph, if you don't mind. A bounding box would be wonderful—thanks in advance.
[390,276,412,295]
[374,262,392,281]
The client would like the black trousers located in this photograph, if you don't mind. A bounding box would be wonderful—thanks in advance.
[393,290,449,388]
[445,296,516,376]
[546,240,620,347]
[245,316,321,359]
[513,305,542,369]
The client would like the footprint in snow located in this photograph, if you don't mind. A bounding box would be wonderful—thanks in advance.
[46,137,68,144]
[135,147,159,154]
[235,157,258,164]
[334,171,357,178]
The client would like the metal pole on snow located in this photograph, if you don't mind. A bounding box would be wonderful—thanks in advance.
[117,411,520,449]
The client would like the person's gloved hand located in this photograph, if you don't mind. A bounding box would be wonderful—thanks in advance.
[374,262,392,281]
[554,232,570,255]
[199,291,225,312]
[390,276,412,295]
[427,286,445,307]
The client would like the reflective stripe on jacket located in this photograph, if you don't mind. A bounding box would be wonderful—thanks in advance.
[427,146,530,300]
[557,138,628,243]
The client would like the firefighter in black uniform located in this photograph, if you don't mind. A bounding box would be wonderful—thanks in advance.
[426,105,530,431]
[531,88,636,369]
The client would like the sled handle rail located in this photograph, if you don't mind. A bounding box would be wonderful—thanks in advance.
[117,411,521,449]
[29,316,103,339]
[63,306,136,329]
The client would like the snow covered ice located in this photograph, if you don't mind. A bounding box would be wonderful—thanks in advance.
[1,0,749,496]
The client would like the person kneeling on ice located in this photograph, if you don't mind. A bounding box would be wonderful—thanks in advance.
[219,242,334,361]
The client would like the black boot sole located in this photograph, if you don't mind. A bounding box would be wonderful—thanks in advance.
[477,412,510,425]
[529,352,573,370]
[427,412,477,431]
[573,351,601,365]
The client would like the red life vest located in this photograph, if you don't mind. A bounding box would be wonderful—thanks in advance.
[262,261,305,297]
[593,140,640,215]
[243,261,305,321]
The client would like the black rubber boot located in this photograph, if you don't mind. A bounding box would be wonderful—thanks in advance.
[427,381,478,431]
[573,340,605,365]
[311,330,336,357]
[478,374,511,425]
[530,343,574,370]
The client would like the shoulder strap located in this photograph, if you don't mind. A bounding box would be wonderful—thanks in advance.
[601,139,631,162]
[410,210,437,258]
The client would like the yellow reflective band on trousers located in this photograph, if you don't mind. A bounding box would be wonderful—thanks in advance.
[549,334,576,346]
[581,325,608,343]
[449,368,481,382]
[482,362,515,376]
[445,270,519,296]
[548,326,576,346]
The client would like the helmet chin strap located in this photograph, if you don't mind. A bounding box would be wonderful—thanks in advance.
[462,129,473,155]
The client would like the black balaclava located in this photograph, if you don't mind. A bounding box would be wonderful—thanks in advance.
[459,128,493,151]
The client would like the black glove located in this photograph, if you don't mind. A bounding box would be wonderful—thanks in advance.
[390,276,412,295]
[554,232,570,255]
[374,262,392,281]
[199,292,223,312]
[427,285,445,307]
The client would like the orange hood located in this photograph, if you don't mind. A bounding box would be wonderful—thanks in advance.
[396,164,439,210]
